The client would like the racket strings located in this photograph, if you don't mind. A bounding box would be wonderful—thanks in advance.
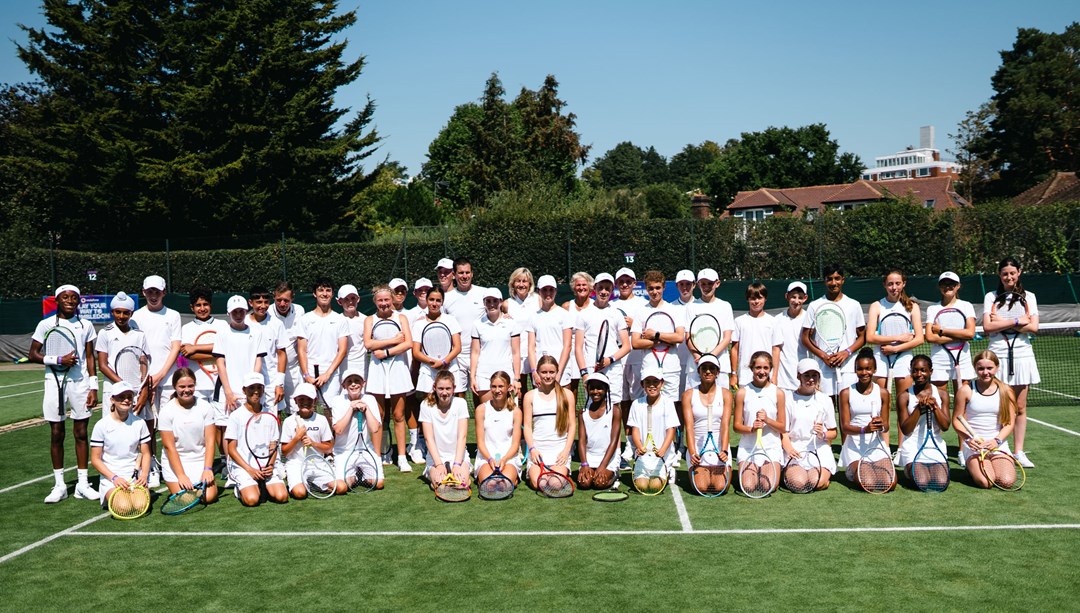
[739,455,777,498]
[858,458,895,494]
[479,474,514,500]
[538,472,574,498]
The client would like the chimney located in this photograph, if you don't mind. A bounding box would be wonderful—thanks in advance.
[691,193,713,219]
[920,125,934,150]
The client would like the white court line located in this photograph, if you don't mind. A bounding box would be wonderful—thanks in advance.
[67,524,1080,538]
[1030,417,1080,438]
[0,380,41,390]
[0,389,43,400]
[1032,387,1080,401]
[669,481,692,532]
[0,467,77,495]
[0,513,109,565]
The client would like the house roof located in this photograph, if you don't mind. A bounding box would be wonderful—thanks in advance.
[725,176,968,215]
[1013,172,1080,205]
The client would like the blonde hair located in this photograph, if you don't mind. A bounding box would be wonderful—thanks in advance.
[972,350,1014,426]
[507,268,535,301]
[570,271,594,287]
[426,370,456,407]
[536,355,569,436]
[489,371,516,411]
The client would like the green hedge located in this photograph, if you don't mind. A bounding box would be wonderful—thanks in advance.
[3,200,1078,299]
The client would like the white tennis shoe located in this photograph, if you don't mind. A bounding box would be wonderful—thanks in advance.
[74,482,99,500]
[44,485,68,504]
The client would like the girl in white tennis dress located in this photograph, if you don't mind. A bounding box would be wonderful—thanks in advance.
[839,350,892,486]
[474,371,523,486]
[419,370,472,489]
[365,284,415,472]
[897,356,950,485]
[576,373,622,490]
[523,355,576,489]
[90,381,151,508]
[780,359,837,492]
[954,350,1020,489]
[682,356,733,494]
[158,368,219,504]
[733,352,785,491]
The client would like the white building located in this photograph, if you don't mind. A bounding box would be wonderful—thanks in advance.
[862,126,961,182]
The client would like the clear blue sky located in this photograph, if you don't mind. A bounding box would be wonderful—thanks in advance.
[1,1,1076,177]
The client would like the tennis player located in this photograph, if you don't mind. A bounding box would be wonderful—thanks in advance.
[775,282,809,392]
[337,283,368,402]
[247,286,287,412]
[574,272,631,396]
[730,282,783,388]
[954,350,1019,488]
[412,286,463,396]
[300,278,349,406]
[329,369,384,492]
[389,278,410,315]
[279,383,334,499]
[419,370,472,489]
[630,270,685,403]
[866,269,923,396]
[505,267,539,393]
[627,367,680,484]
[435,257,456,293]
[224,373,288,506]
[670,269,697,401]
[982,257,1038,468]
[838,349,892,488]
[523,355,577,489]
[90,381,151,508]
[95,291,149,411]
[562,272,594,406]
[470,287,522,403]
[686,268,735,391]
[131,274,182,486]
[474,371,523,487]
[682,355,733,487]
[613,267,647,455]
[364,284,415,472]
[897,355,950,484]
[271,281,308,404]
[733,352,785,491]
[29,284,99,503]
[443,257,487,406]
[527,275,572,387]
[576,373,622,490]
[158,368,219,503]
[212,295,266,415]
[178,286,222,407]
[801,264,867,402]
[924,272,977,396]
[780,359,837,491]
[404,278,433,461]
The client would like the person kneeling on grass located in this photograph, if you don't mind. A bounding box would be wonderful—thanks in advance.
[280,383,335,500]
[225,373,288,506]
[576,373,622,491]
[628,367,679,490]
[329,369,385,493]
[420,369,472,490]
[90,382,151,509]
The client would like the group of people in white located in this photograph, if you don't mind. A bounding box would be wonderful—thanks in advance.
[29,254,1038,505]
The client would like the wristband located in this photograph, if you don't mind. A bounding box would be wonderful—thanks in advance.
[860,426,865,434]
[1013,317,1019,327]
[993,437,1002,447]
[653,331,660,342]
[580,462,589,467]
[110,475,120,482]
[44,355,58,367]
[580,368,589,376]
[204,466,213,472]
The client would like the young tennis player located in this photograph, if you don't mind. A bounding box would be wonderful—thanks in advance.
[527,275,573,387]
[443,257,487,405]
[390,278,409,314]
[897,355,950,486]
[212,295,266,414]
[178,286,221,407]
[574,272,631,399]
[329,369,384,492]
[365,284,415,471]
[158,368,219,504]
[435,257,456,293]
[613,267,647,459]
[224,373,288,506]
[628,367,680,484]
[404,278,432,464]
[682,356,733,492]
[470,287,522,403]
[420,370,472,488]
[29,284,99,503]
[839,349,893,488]
[576,373,623,490]
[412,286,463,395]
[300,277,349,405]
[982,257,1038,468]
[954,350,1020,488]
[733,352,785,492]
[280,383,335,499]
[924,272,977,397]
[131,274,182,486]
[474,371,523,487]
[730,282,783,388]
[780,359,837,491]
[271,281,307,404]
[523,355,577,489]
[247,286,287,412]
[801,264,867,403]
[95,292,149,412]
[775,282,809,392]
[630,270,685,403]
[562,271,594,407]
[505,267,539,393]
[670,269,697,401]
[90,381,151,508]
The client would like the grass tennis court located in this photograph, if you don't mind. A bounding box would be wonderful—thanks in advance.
[1,367,1079,611]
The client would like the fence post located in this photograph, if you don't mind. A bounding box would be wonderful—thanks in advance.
[402,227,409,281]
[565,223,572,282]
[165,239,172,290]
[49,232,56,290]
[280,232,287,280]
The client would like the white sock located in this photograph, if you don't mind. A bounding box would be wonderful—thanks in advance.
[76,468,89,485]
[54,469,65,487]
[408,428,418,448]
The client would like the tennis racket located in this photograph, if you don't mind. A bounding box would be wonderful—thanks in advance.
[435,461,471,502]
[813,302,846,400]
[911,398,949,493]
[877,312,913,390]
[614,307,627,349]
[594,319,609,373]
[301,443,336,499]
[311,364,333,420]
[784,405,825,495]
[114,345,151,414]
[958,416,1025,492]
[856,405,895,494]
[194,329,218,379]
[632,405,668,496]
[592,489,628,502]
[245,411,281,478]
[643,311,676,370]
[344,407,378,493]
[42,325,78,420]
[420,320,453,367]
[161,481,204,515]
[690,400,727,497]
[689,313,721,355]
[372,318,402,399]
[108,483,151,520]
[738,428,776,499]
[535,455,574,498]
[991,292,1028,378]
[934,307,968,392]
[478,455,514,501]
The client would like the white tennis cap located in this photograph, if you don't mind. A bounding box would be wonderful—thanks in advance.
[938,271,960,284]
[585,373,610,388]
[342,367,365,382]
[110,291,135,311]
[697,354,720,370]
[292,382,317,400]
[335,284,358,299]
[483,287,503,301]
[142,275,166,291]
[226,295,248,312]
[675,269,695,283]
[389,278,407,290]
[696,268,719,282]
[640,366,664,382]
[786,281,808,294]
[414,277,433,290]
[615,267,636,281]
[435,258,454,271]
[537,274,557,289]
[110,381,137,397]
[797,358,821,375]
[54,284,80,297]
[242,372,265,388]
[594,273,614,285]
